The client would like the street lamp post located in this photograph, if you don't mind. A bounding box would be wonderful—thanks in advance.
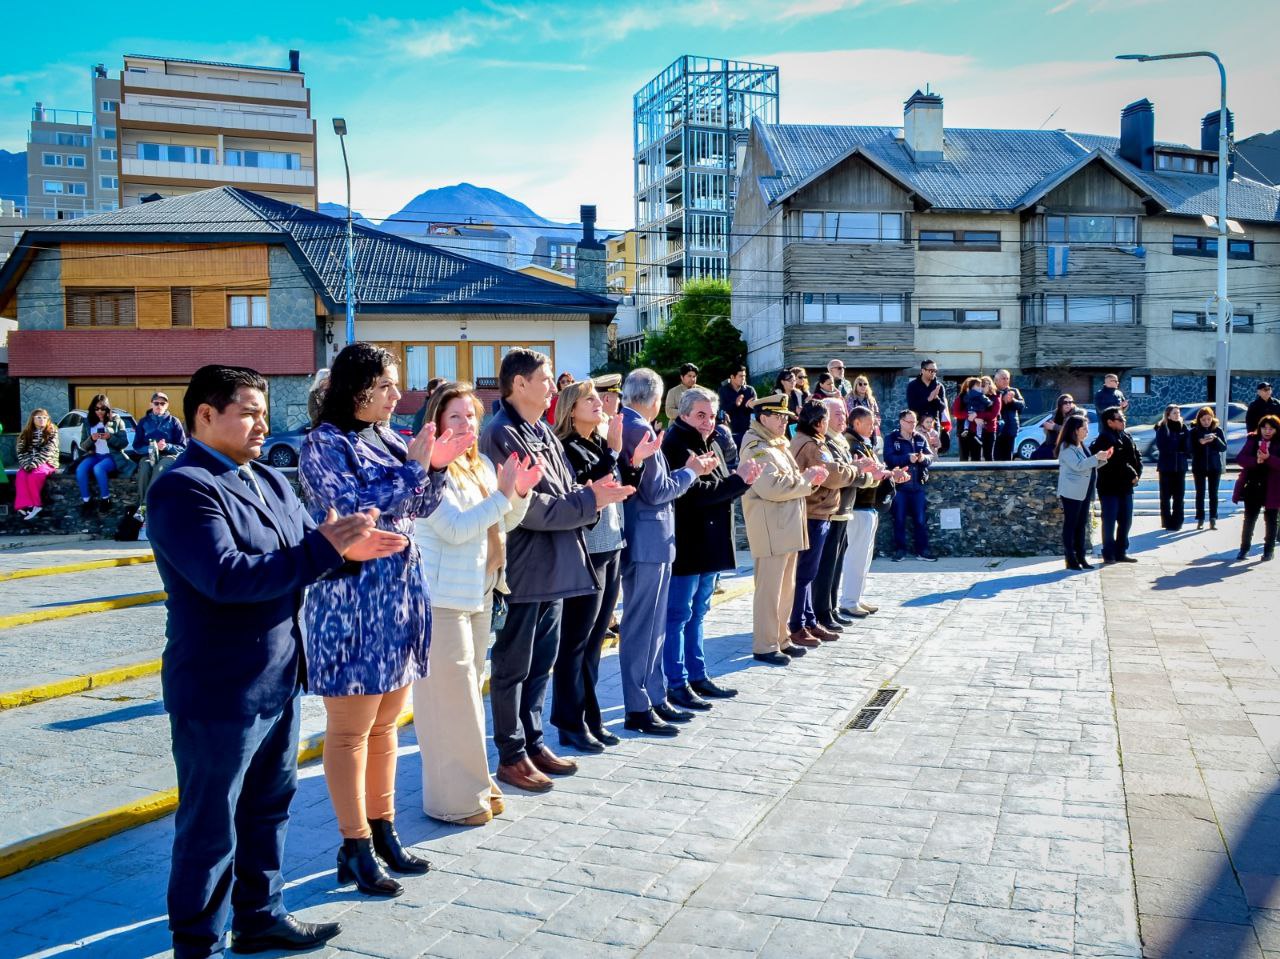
[332,117,356,347]
[1117,51,1231,425]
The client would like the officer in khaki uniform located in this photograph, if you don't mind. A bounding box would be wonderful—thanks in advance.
[739,394,829,665]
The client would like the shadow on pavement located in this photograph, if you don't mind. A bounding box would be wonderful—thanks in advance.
[901,568,1077,607]
[46,701,165,732]
[1152,784,1280,958]
[1151,555,1258,591]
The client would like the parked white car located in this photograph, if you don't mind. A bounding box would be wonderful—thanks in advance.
[57,410,138,463]
[1013,407,1098,460]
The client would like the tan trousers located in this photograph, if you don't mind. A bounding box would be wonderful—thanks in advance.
[412,601,494,822]
[321,685,411,839]
[753,552,798,654]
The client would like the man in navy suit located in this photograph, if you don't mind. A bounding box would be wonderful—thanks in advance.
[617,368,717,736]
[147,365,408,958]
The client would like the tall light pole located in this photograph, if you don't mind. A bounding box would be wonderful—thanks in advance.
[332,117,356,347]
[1117,51,1231,424]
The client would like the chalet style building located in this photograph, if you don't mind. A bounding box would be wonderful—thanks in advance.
[0,187,615,428]
[731,92,1280,417]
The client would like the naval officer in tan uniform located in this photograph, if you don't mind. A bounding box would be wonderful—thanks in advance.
[739,393,829,665]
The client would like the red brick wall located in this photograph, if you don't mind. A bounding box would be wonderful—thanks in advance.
[8,329,316,377]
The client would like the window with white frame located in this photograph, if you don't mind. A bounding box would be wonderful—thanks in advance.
[99,147,117,162]
[228,294,268,328]
[799,211,903,243]
[42,153,62,167]
[138,143,215,164]
[101,127,116,140]
[689,172,727,210]
[225,148,301,170]
[687,213,727,252]
[66,155,85,168]
[100,100,118,112]
[100,176,118,190]
[801,293,905,324]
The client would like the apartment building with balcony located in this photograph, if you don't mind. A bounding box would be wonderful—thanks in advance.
[606,229,641,342]
[0,187,615,428]
[633,56,778,332]
[117,52,317,209]
[731,91,1280,419]
[25,65,121,220]
[412,221,515,269]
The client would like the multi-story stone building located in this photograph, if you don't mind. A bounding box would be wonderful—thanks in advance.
[633,56,779,332]
[0,187,615,427]
[117,52,317,209]
[731,91,1280,419]
[26,66,121,220]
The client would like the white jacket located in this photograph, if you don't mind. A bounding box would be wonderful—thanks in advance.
[415,455,531,613]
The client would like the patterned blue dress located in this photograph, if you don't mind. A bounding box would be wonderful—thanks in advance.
[300,423,446,696]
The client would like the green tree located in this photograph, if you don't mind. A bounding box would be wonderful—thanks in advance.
[634,279,746,389]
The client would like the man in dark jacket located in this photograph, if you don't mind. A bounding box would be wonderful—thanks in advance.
[883,409,936,562]
[132,391,187,517]
[717,364,756,452]
[661,386,761,709]
[993,370,1025,461]
[1090,406,1143,563]
[906,359,949,450]
[1094,373,1129,415]
[480,349,633,791]
[1246,382,1280,432]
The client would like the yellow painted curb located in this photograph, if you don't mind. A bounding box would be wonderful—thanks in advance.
[0,591,166,630]
[0,659,163,710]
[0,574,754,875]
[0,554,155,582]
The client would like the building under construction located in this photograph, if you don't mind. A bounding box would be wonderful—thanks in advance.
[632,56,779,331]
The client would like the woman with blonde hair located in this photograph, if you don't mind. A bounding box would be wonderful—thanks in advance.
[15,408,60,520]
[414,382,542,824]
[845,375,881,448]
[550,378,628,751]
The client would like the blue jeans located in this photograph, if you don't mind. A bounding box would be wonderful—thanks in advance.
[892,487,928,555]
[76,452,115,499]
[664,571,717,687]
[1099,493,1134,561]
[789,519,830,631]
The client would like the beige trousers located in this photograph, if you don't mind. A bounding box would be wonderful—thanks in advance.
[322,685,411,839]
[753,552,798,654]
[412,600,493,823]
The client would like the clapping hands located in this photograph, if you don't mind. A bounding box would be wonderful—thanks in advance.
[686,451,719,477]
[318,507,408,560]
[496,452,544,499]
[735,458,764,485]
[803,465,829,486]
[631,430,663,467]
[587,476,635,508]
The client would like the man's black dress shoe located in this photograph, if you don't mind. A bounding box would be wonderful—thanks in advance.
[368,818,431,874]
[816,618,845,633]
[558,729,605,753]
[589,726,621,746]
[336,838,402,898]
[1117,556,1139,564]
[230,915,342,954]
[667,684,712,711]
[752,651,789,666]
[623,709,679,736]
[653,700,694,723]
[780,645,807,658]
[691,677,737,699]
[828,609,853,626]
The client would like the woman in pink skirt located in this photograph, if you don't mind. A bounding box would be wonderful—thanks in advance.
[15,409,60,521]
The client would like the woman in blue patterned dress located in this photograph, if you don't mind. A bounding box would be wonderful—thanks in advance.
[301,342,472,898]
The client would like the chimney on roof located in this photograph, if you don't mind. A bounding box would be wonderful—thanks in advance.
[1119,99,1155,171]
[1201,108,1235,177]
[34,102,45,122]
[288,49,301,72]
[93,63,107,78]
[903,89,944,163]
[575,204,606,295]
[577,205,603,250]
[141,193,164,203]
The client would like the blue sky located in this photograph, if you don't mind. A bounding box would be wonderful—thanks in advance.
[3,0,1277,231]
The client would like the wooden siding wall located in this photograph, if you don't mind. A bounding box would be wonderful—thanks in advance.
[789,155,915,210]
[784,322,916,368]
[784,244,915,294]
[1020,246,1146,296]
[60,243,271,330]
[1042,163,1148,213]
[1020,324,1146,368]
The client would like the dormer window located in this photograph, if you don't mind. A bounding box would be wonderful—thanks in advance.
[1156,153,1218,175]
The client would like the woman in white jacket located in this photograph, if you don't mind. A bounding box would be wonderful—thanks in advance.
[1057,413,1112,571]
[413,382,542,825]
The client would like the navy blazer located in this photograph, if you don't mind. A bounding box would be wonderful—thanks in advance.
[147,442,344,720]
[619,406,694,565]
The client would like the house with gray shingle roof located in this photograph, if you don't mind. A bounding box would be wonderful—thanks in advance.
[0,187,615,428]
[732,91,1280,422]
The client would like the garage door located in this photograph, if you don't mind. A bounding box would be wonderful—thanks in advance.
[73,384,188,421]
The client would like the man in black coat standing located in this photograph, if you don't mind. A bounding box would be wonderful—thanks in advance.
[1090,406,1143,564]
[661,386,761,708]
[1246,382,1280,432]
[906,359,949,449]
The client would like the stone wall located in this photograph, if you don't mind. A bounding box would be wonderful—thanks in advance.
[19,378,70,422]
[268,247,319,331]
[0,472,140,536]
[873,461,1083,558]
[267,375,312,431]
[16,249,62,330]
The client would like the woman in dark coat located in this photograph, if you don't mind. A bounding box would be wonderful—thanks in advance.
[1188,406,1227,530]
[1154,404,1189,531]
[1233,414,1280,562]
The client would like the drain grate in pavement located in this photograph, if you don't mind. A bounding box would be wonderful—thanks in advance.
[846,687,902,730]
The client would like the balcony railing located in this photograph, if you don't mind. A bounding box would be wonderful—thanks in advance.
[123,70,308,103]
[121,157,315,187]
[119,101,312,135]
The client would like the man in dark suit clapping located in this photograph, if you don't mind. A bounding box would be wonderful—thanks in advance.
[147,365,408,958]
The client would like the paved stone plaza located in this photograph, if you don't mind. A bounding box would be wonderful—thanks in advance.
[0,516,1276,958]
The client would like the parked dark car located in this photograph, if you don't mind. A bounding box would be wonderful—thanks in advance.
[1128,402,1247,463]
[260,422,309,468]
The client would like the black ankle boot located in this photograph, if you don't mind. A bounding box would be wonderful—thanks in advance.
[336,837,403,897]
[368,818,432,874]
